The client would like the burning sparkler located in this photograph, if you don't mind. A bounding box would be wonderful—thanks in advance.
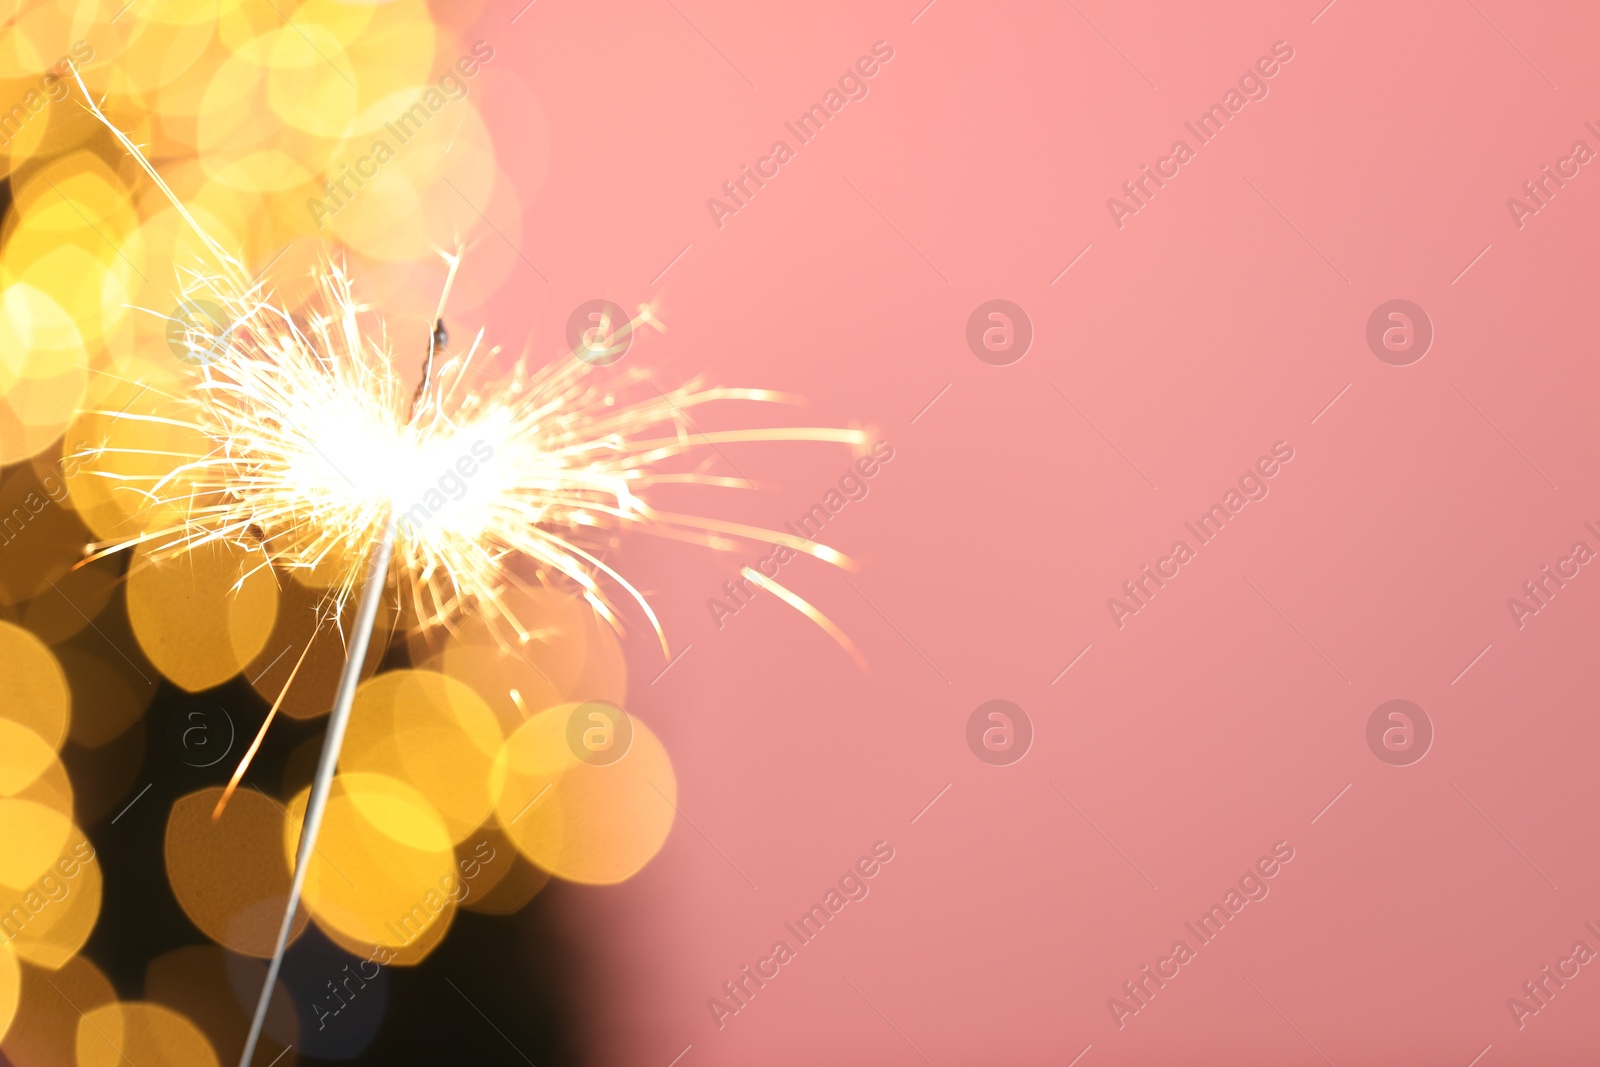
[68,71,868,1065]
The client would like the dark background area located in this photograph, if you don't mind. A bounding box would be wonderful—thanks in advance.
[54,610,592,1067]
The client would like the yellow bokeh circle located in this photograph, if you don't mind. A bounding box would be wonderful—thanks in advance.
[0,621,68,749]
[284,772,458,964]
[0,828,99,968]
[0,283,87,465]
[165,788,309,959]
[63,381,210,543]
[0,722,57,797]
[0,800,70,899]
[1,955,115,1067]
[493,703,676,885]
[341,669,501,842]
[126,539,279,691]
[76,1002,219,1067]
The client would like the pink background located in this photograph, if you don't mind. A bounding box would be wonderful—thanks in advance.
[464,1,1600,1063]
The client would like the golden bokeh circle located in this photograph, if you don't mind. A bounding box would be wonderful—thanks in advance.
[0,722,57,797]
[0,827,100,969]
[165,788,309,959]
[493,703,676,885]
[63,381,210,543]
[0,621,69,749]
[77,1002,220,1067]
[1,955,115,1067]
[0,801,71,895]
[283,772,458,964]
[341,669,502,842]
[0,283,87,466]
[126,539,279,692]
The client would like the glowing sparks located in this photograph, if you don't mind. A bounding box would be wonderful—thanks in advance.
[70,69,869,664]
[94,269,867,655]
[740,566,868,672]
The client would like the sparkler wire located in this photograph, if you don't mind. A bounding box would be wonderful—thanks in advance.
[237,518,397,1067]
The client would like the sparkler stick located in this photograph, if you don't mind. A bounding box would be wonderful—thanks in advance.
[66,65,871,1064]
[238,520,396,1067]
[239,250,461,1067]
